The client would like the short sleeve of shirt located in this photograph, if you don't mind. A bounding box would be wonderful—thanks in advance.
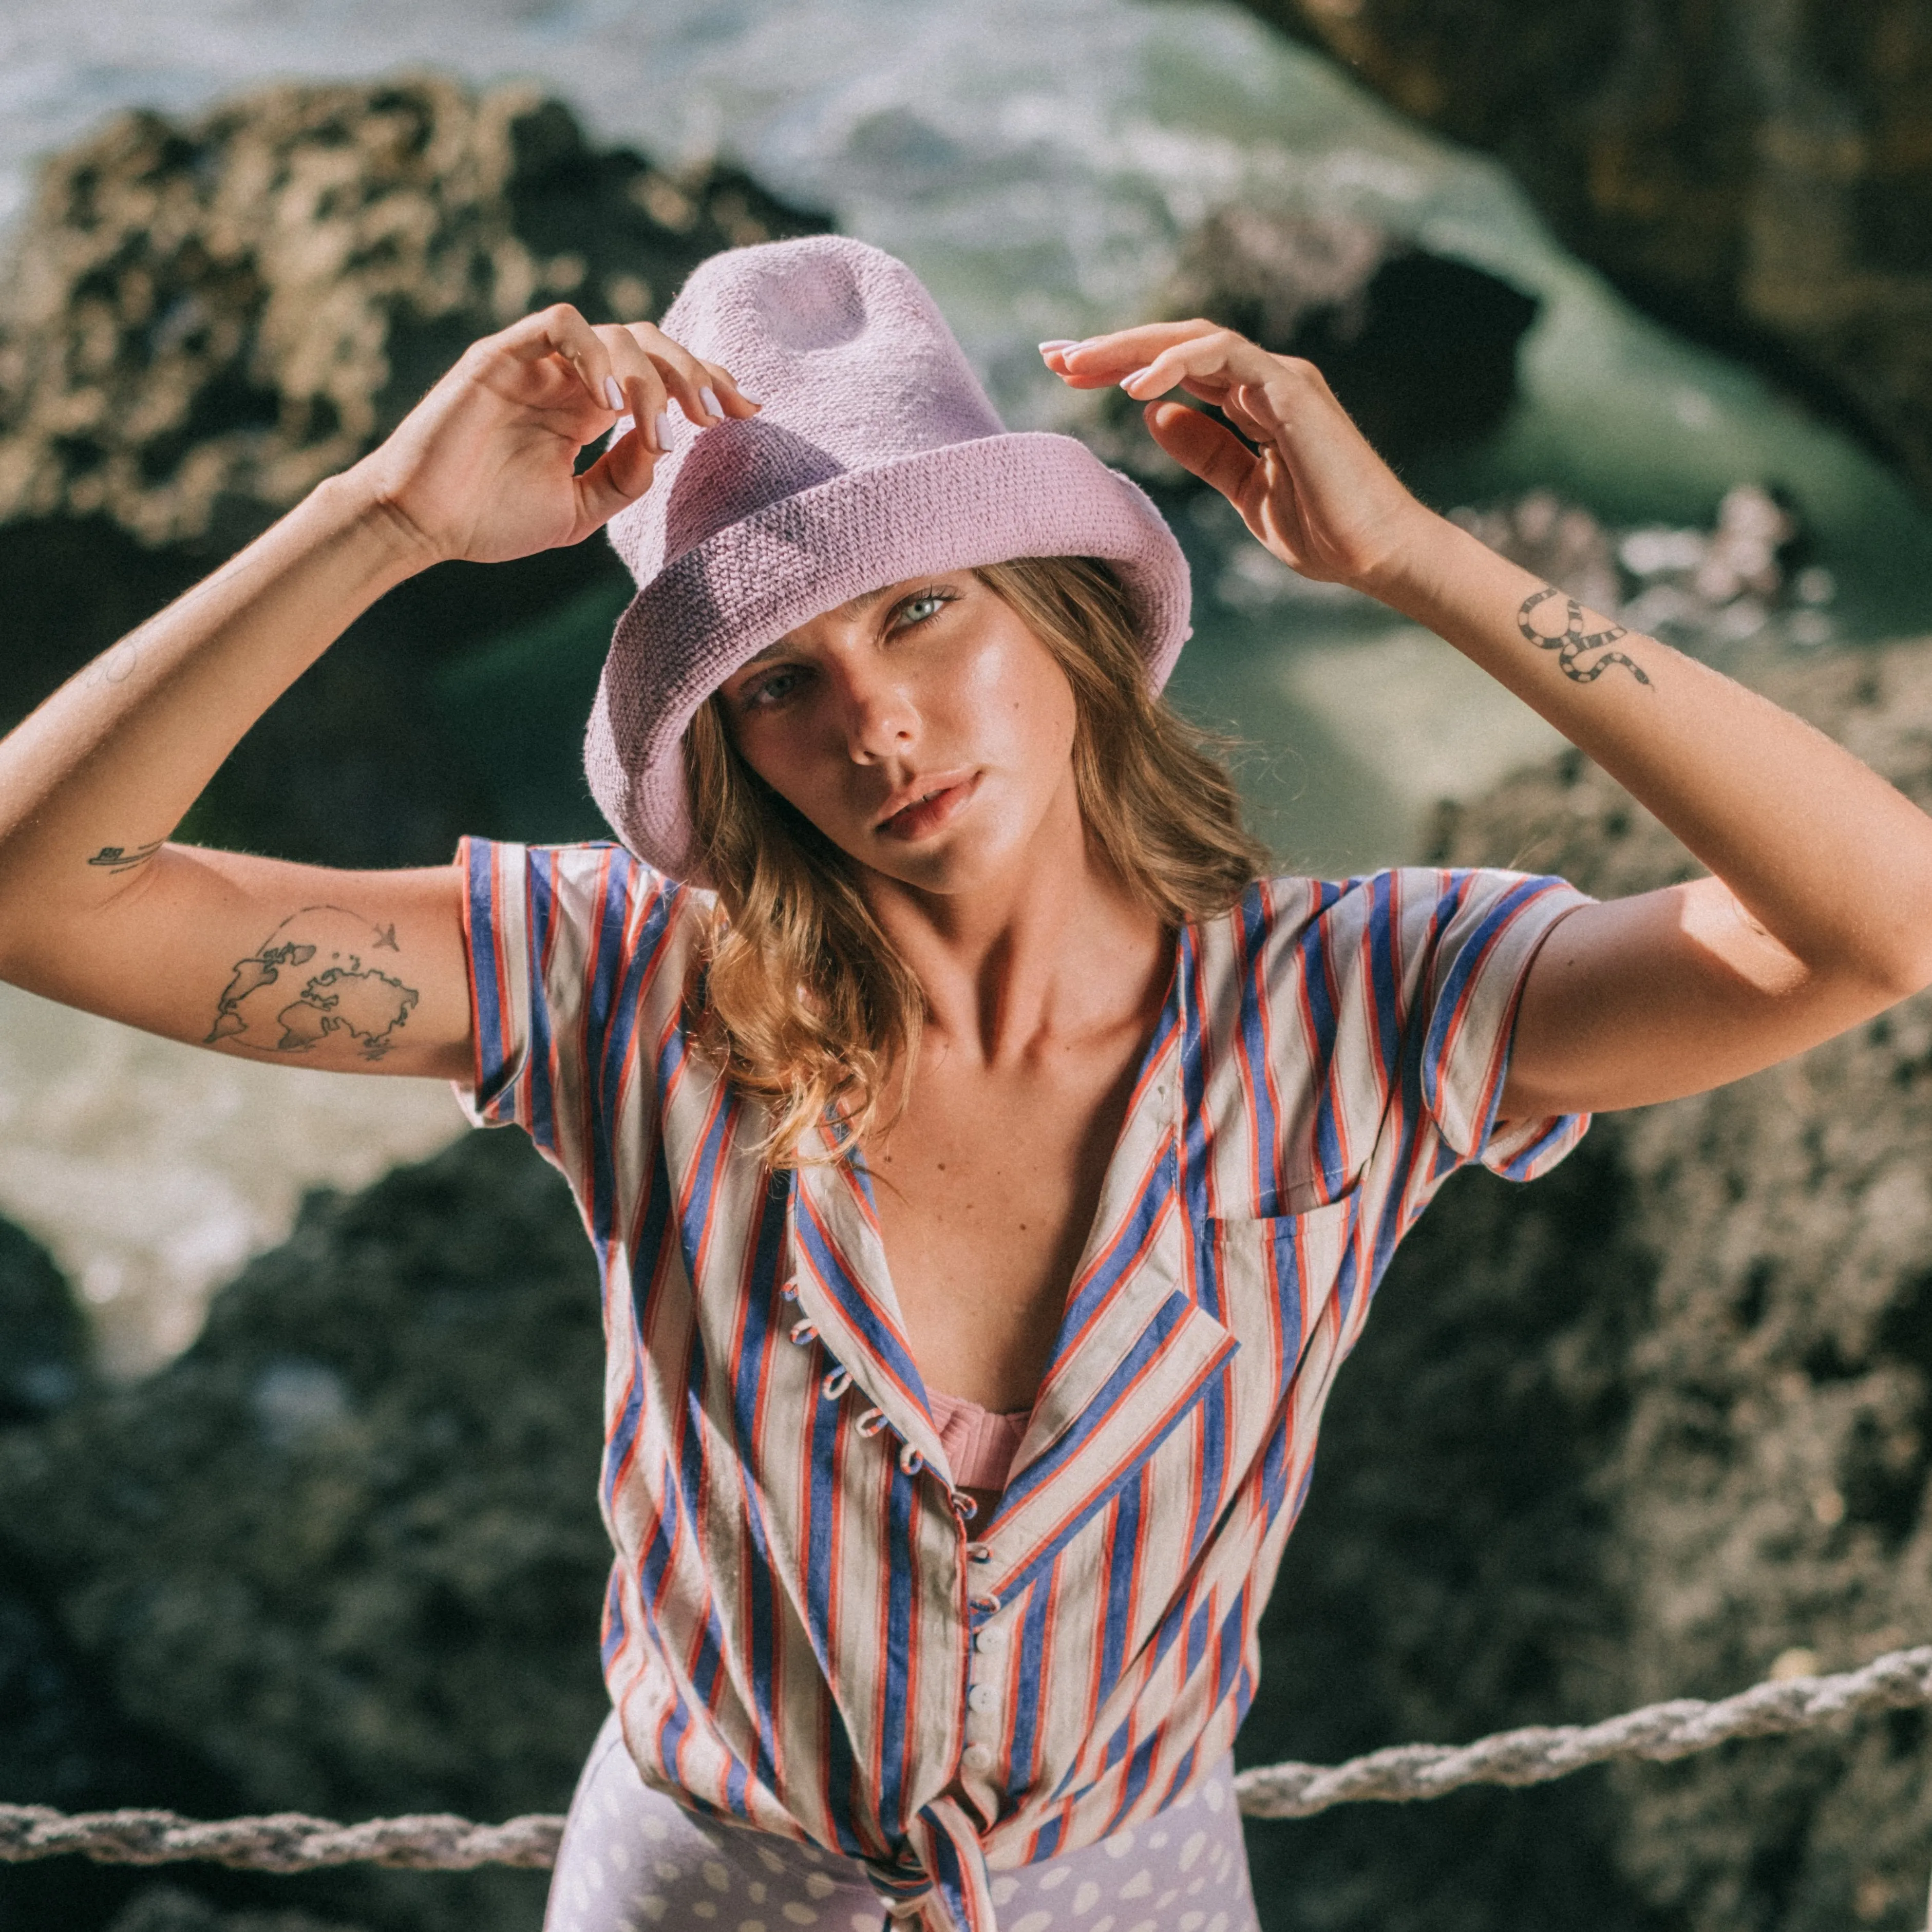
[1257,864,1593,1212]
[1390,865,1592,1184]
[453,836,688,1165]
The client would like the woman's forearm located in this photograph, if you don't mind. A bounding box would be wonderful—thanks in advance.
[1367,515,1932,1000]
[0,468,427,972]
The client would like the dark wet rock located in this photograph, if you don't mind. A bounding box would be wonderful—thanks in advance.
[0,1129,607,1932]
[0,79,829,868]
[101,1886,367,1932]
[0,1214,89,1423]
[1240,0,1932,503]
[1249,637,1932,1930]
[0,1222,252,1932]
[1168,207,1539,464]
[0,1219,101,1820]
[1092,206,1539,484]
[1245,1137,1674,1932]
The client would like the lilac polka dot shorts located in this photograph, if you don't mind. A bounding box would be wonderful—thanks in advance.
[545,1712,1262,1932]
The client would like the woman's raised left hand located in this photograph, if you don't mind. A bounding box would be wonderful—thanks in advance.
[354,305,759,569]
[1043,321,1432,594]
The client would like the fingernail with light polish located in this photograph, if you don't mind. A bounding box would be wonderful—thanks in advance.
[654,411,673,452]
[700,386,724,421]
[736,388,762,407]
[1119,366,1154,391]
[603,376,624,411]
[1037,339,1077,352]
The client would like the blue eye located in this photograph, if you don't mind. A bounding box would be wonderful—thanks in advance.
[740,667,804,712]
[898,591,951,627]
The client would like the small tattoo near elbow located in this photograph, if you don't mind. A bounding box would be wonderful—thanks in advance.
[205,905,419,1059]
[86,840,163,873]
[1518,588,1652,686]
[85,637,143,688]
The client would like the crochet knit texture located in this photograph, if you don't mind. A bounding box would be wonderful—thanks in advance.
[585,234,1192,877]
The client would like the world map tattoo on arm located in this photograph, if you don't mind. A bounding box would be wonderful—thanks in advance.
[205,905,419,1059]
[1518,586,1652,686]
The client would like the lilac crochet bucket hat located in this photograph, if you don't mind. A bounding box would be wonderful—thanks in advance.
[585,235,1193,879]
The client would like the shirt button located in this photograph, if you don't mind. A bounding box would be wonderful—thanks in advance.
[968,1683,996,1712]
[975,1627,1003,1654]
[969,1592,1001,1615]
[966,1542,992,1563]
[963,1742,994,1772]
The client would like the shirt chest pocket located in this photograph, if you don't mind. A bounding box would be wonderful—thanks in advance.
[1203,1188,1364,1413]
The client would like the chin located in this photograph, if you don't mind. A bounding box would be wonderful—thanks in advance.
[861,844,983,895]
[860,825,1029,896]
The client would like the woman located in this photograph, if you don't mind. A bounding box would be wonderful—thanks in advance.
[2,235,1929,1932]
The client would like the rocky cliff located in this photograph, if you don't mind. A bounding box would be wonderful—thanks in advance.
[1239,0,1932,505]
[4,58,1930,1932]
[0,78,828,871]
[0,74,820,551]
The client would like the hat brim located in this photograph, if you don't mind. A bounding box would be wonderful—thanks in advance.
[585,431,1192,881]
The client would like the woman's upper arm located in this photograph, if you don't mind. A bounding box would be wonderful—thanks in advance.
[1,843,475,1081]
[1501,875,1897,1117]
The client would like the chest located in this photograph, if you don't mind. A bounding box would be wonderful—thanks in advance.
[868,1036,1148,1413]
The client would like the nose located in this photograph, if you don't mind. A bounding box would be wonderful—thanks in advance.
[834,654,916,763]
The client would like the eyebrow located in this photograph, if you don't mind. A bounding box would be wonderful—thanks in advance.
[746,582,923,664]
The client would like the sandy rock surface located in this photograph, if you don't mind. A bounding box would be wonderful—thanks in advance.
[0,74,821,549]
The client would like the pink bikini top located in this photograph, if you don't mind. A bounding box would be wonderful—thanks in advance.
[926,1387,1030,1491]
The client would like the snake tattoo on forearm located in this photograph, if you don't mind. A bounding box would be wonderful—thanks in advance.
[1517,586,1651,686]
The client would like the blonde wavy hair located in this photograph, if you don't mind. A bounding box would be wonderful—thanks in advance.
[683,555,1271,1166]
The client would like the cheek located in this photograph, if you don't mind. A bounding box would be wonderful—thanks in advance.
[728,719,831,824]
[1011,684,1076,785]
[959,633,1076,767]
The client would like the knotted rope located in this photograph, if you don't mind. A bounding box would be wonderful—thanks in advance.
[4,1644,1928,1870]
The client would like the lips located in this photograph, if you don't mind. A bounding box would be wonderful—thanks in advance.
[875,771,978,841]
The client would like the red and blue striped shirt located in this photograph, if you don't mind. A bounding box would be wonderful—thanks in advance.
[458,840,1589,1931]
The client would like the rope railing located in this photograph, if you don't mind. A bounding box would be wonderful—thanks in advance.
[1234,1640,1932,1817]
[4,1643,1928,1871]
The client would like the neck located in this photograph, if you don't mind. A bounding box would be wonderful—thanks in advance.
[859,780,1169,1068]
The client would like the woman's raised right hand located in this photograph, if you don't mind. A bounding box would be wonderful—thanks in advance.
[352,305,759,567]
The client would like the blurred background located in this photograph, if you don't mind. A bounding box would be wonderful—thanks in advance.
[3,2,1931,1928]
